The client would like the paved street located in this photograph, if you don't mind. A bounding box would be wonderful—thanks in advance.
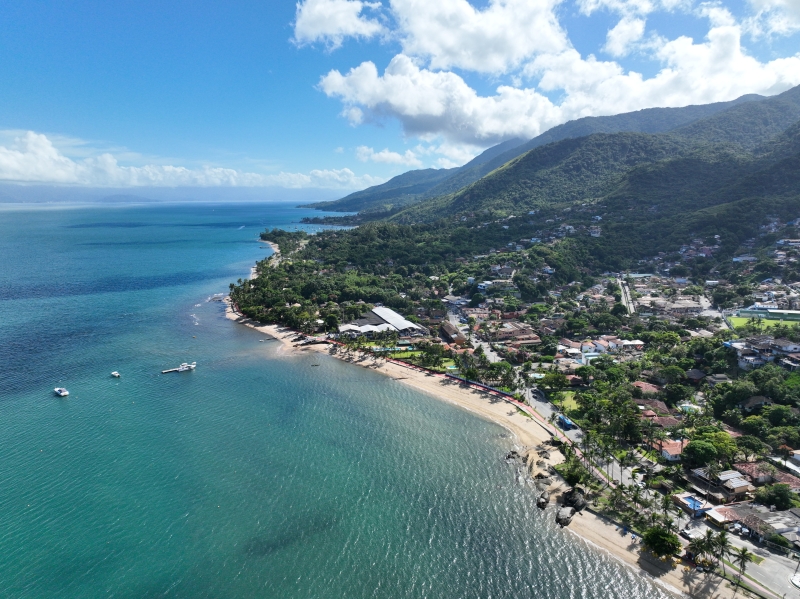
[682,517,800,598]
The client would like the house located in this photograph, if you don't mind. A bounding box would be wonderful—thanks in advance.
[635,398,671,414]
[652,439,689,462]
[685,369,707,383]
[633,381,660,395]
[621,339,645,351]
[734,462,800,492]
[651,416,681,428]
[772,338,800,353]
[737,396,772,412]
[690,468,752,502]
[440,322,466,346]
[494,321,539,342]
[592,339,610,352]
[707,374,732,387]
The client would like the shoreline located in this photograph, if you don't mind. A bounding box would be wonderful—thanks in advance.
[249,240,279,279]
[223,301,741,599]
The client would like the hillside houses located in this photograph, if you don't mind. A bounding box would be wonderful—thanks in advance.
[726,335,800,371]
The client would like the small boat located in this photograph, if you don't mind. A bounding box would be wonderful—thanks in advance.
[111,371,120,378]
[162,362,197,374]
[54,387,69,397]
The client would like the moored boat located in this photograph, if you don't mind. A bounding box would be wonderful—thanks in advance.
[111,371,120,378]
[162,362,197,374]
[54,387,69,397]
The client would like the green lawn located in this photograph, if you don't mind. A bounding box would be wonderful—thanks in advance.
[728,316,797,329]
[557,391,578,411]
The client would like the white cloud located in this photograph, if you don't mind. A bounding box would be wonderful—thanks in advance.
[356,145,422,166]
[294,0,385,48]
[320,54,560,144]
[604,17,647,56]
[577,0,689,17]
[389,0,569,73]
[0,131,382,190]
[745,0,800,35]
[320,20,800,148]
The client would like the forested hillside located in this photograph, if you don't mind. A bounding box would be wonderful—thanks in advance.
[305,92,765,216]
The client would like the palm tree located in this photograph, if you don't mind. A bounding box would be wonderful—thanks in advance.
[687,536,707,564]
[713,531,732,576]
[702,529,717,569]
[732,546,754,589]
[704,461,720,501]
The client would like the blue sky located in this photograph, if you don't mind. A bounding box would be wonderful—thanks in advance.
[1,0,799,192]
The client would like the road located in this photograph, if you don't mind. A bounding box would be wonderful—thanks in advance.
[447,311,502,362]
[683,518,800,598]
[617,277,635,315]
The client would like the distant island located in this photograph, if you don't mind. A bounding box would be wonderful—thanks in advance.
[230,86,800,599]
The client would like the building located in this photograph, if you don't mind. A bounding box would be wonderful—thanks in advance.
[737,396,773,412]
[733,462,800,492]
[689,468,753,502]
[707,374,732,387]
[440,322,466,346]
[339,307,428,337]
[652,439,689,462]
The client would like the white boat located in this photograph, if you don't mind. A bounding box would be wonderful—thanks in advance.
[162,362,197,374]
[54,387,69,397]
[111,371,120,378]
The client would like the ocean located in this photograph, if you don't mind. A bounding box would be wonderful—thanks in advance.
[0,202,674,598]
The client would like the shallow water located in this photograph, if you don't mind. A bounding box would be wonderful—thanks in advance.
[0,202,674,598]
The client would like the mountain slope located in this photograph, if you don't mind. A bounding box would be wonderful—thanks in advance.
[305,93,765,215]
[299,168,456,213]
[670,85,800,149]
[424,94,764,200]
[389,133,729,222]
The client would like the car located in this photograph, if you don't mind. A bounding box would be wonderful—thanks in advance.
[636,481,646,489]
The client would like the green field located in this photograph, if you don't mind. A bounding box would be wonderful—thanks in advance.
[557,391,578,411]
[728,316,796,329]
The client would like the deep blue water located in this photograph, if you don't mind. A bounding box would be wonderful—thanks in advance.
[0,202,674,598]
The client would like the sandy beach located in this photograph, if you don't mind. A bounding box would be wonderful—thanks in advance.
[224,301,747,599]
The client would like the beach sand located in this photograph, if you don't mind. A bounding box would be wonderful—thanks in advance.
[225,302,746,599]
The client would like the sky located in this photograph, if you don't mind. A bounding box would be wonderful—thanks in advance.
[1,0,800,194]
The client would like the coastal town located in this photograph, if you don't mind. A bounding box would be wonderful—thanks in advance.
[230,215,800,599]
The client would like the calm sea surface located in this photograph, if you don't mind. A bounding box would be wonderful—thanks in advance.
[0,202,673,598]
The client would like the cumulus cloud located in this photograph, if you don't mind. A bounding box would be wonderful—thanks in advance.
[745,0,800,35]
[320,55,560,144]
[320,21,800,147]
[604,17,647,56]
[356,145,422,166]
[0,131,382,189]
[390,0,569,73]
[294,0,385,48]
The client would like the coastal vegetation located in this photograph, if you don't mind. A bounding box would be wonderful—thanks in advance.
[229,86,800,591]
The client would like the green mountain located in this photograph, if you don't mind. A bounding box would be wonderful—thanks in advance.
[429,93,764,199]
[670,84,800,149]
[299,167,456,214]
[306,93,764,216]
[301,138,526,214]
[389,133,740,223]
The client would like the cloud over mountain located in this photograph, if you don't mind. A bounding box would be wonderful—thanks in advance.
[300,0,800,161]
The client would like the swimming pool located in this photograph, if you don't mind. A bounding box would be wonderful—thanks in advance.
[685,496,704,510]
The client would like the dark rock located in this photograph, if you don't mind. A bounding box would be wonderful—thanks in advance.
[537,491,550,509]
[556,507,575,527]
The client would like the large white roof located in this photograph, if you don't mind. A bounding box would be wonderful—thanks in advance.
[371,306,422,331]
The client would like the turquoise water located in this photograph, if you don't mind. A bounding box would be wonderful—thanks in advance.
[0,203,673,598]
